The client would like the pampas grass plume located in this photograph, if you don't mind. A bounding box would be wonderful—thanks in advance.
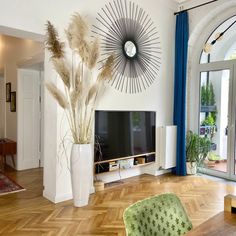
[71,13,89,40]
[77,39,90,64]
[66,13,89,51]
[45,82,68,109]
[98,55,114,81]
[88,38,100,69]
[52,58,71,89]
[75,66,81,88]
[70,89,81,109]
[85,83,98,105]
[46,21,65,59]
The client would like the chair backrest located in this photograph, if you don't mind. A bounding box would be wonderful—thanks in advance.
[123,193,192,236]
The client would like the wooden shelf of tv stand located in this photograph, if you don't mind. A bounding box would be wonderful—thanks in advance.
[95,161,155,176]
[94,152,156,165]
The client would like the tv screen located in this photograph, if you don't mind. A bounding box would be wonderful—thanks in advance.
[94,111,156,162]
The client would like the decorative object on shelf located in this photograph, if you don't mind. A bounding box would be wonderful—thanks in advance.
[136,157,146,164]
[93,0,161,93]
[94,152,155,175]
[186,130,211,175]
[200,125,217,137]
[109,161,119,171]
[94,180,104,192]
[6,82,11,102]
[10,91,16,112]
[45,13,114,207]
[118,158,134,169]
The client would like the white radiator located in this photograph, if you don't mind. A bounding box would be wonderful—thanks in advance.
[158,126,177,169]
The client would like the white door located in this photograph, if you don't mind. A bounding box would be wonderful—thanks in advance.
[0,75,5,138]
[198,60,236,180]
[17,69,41,170]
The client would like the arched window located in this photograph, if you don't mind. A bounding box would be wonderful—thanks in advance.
[200,15,236,64]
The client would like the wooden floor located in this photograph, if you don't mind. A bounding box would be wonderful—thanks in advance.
[1,168,236,236]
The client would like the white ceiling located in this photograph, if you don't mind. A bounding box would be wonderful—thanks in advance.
[0,35,44,72]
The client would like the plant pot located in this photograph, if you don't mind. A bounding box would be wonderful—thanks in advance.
[186,162,197,175]
[70,143,93,207]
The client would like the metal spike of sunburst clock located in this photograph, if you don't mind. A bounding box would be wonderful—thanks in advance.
[93,0,161,94]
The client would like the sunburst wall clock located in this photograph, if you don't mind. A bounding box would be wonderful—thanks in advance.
[93,0,161,93]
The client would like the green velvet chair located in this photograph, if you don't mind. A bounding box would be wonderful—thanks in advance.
[123,193,192,236]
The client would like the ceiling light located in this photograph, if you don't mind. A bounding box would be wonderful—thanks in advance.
[215,32,223,41]
[203,20,236,54]
[203,43,212,53]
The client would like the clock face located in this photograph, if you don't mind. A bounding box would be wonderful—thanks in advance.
[93,0,161,94]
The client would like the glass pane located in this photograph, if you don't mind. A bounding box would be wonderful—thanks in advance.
[200,16,236,64]
[199,70,230,173]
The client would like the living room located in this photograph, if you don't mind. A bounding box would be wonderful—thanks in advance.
[0,0,236,235]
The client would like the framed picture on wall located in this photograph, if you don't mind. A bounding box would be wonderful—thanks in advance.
[10,91,16,112]
[6,83,11,102]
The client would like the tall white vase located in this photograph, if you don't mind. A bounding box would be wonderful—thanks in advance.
[70,143,93,207]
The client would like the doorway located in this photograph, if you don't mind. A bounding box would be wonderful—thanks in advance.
[0,33,44,171]
[17,65,44,170]
[198,60,236,180]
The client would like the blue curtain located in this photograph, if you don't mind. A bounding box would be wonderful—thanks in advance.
[173,11,189,176]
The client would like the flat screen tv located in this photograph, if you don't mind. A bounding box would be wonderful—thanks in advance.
[94,111,156,162]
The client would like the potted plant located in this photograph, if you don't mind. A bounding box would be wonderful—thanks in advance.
[186,131,211,174]
[201,114,217,138]
[186,131,199,175]
[45,13,114,207]
[197,136,211,169]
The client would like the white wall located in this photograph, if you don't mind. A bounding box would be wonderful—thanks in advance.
[0,0,178,203]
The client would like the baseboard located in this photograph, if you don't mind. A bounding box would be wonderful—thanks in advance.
[153,169,172,176]
[43,190,55,203]
[54,192,73,203]
[43,190,72,203]
[43,186,95,204]
[90,186,95,194]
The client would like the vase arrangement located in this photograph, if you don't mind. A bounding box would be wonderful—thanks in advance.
[45,13,114,207]
[70,144,92,207]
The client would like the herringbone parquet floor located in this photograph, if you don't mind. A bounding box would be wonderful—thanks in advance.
[0,167,236,235]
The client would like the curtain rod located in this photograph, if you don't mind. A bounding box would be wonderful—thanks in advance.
[174,0,218,16]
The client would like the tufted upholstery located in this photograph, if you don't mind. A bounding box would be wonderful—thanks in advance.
[123,193,192,236]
